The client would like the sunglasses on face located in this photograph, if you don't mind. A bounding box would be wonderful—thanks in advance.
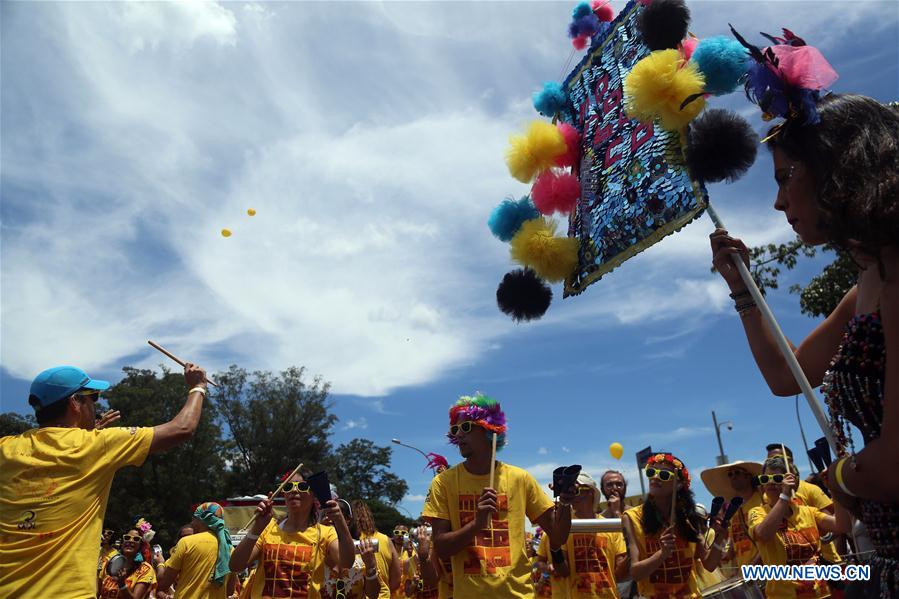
[122,534,142,543]
[645,467,676,482]
[393,529,408,537]
[449,421,477,437]
[283,481,311,494]
[75,389,100,401]
[757,474,786,485]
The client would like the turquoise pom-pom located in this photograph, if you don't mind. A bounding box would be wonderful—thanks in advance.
[692,36,750,96]
[488,197,540,242]
[532,82,568,117]
[572,1,592,19]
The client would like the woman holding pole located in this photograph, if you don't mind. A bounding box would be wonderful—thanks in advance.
[709,93,898,594]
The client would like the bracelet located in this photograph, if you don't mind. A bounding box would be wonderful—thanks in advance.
[729,289,751,300]
[189,386,208,397]
[834,456,858,498]
[735,300,757,313]
[244,532,259,540]
[365,569,379,580]
[550,548,565,565]
[778,493,792,503]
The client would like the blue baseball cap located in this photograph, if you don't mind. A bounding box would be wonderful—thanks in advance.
[29,366,110,410]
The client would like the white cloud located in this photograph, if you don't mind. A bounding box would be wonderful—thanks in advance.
[561,446,571,453]
[537,447,548,455]
[404,494,427,502]
[638,426,714,444]
[342,417,368,431]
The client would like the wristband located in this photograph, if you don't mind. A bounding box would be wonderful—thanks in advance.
[550,548,565,565]
[834,456,858,498]
[778,493,792,503]
[365,569,379,580]
[189,386,207,397]
[729,289,750,300]
[244,532,260,541]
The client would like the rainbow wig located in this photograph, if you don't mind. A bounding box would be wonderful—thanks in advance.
[447,393,507,450]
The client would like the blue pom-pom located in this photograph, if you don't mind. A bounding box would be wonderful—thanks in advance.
[488,197,540,242]
[568,21,580,38]
[575,13,601,37]
[532,82,568,117]
[692,36,750,96]
[572,1,593,19]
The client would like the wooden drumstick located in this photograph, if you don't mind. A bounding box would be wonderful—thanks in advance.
[147,340,218,387]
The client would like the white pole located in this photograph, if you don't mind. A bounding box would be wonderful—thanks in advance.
[706,204,836,452]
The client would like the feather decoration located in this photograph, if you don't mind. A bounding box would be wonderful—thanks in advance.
[505,121,569,183]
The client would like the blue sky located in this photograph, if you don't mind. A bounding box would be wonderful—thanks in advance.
[2,1,897,519]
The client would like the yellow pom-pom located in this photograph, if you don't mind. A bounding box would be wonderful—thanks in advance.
[505,121,568,183]
[624,49,706,131]
[509,218,579,283]
[221,228,232,237]
[247,208,256,216]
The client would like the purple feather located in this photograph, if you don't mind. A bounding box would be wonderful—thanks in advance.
[568,21,580,38]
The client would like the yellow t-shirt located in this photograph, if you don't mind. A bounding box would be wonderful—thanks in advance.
[727,492,762,571]
[0,426,153,599]
[747,503,830,599]
[794,481,840,564]
[395,546,415,598]
[536,521,626,599]
[251,520,337,599]
[98,560,158,598]
[436,553,453,599]
[364,531,394,599]
[98,546,120,581]
[421,462,554,599]
[165,530,232,599]
[692,529,725,592]
[622,504,701,599]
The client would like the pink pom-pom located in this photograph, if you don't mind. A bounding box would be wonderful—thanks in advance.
[679,36,699,61]
[555,122,581,167]
[572,35,589,50]
[591,0,615,22]
[532,170,581,215]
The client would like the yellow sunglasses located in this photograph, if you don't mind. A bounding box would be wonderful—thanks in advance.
[645,467,676,482]
[449,421,477,437]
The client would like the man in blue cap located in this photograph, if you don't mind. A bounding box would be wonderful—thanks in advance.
[0,362,210,599]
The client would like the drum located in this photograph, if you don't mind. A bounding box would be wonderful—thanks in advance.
[700,577,765,599]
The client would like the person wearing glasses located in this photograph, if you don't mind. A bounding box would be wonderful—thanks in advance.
[747,456,851,599]
[98,522,158,599]
[699,460,764,573]
[0,363,210,599]
[621,453,729,598]
[535,472,627,599]
[99,527,120,584]
[390,525,414,598]
[421,393,571,599]
[229,472,355,598]
[350,500,402,599]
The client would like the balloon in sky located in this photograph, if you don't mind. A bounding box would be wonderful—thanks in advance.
[609,442,623,460]
[247,208,256,216]
[221,229,232,238]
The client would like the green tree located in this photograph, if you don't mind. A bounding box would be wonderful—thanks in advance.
[746,236,856,317]
[103,367,235,549]
[0,412,36,437]
[330,439,408,504]
[214,366,337,495]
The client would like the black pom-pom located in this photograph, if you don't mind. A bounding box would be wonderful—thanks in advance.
[496,268,552,322]
[686,109,758,183]
[638,0,690,51]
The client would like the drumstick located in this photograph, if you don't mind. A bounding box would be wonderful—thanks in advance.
[489,433,498,489]
[147,340,218,387]
[781,443,793,498]
[241,462,304,531]
[669,484,677,529]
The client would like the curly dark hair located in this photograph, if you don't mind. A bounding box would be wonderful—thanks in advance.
[642,486,704,543]
[767,94,899,261]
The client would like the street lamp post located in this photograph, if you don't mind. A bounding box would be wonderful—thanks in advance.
[711,411,733,466]
[392,438,430,462]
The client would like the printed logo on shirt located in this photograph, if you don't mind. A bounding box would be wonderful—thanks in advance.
[781,527,819,565]
[17,510,37,530]
[262,542,314,598]
[645,536,692,585]
[458,493,511,575]
[572,534,614,594]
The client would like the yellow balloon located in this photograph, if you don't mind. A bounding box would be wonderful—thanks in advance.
[609,442,624,460]
[247,208,256,216]
[221,228,232,237]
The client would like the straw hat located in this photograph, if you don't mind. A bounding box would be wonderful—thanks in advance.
[700,461,763,498]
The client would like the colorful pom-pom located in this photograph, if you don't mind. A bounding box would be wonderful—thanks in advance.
[572,1,593,19]
[505,121,569,184]
[532,82,568,117]
[496,268,553,322]
[221,228,232,237]
[685,109,758,183]
[592,0,615,22]
[624,49,706,131]
[554,122,581,167]
[509,218,579,283]
[691,36,750,96]
[572,35,589,50]
[679,36,699,61]
[532,170,581,215]
[573,13,601,37]
[488,197,541,242]
[637,0,690,51]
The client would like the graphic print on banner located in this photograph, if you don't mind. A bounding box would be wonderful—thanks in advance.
[459,493,511,574]
[561,0,708,297]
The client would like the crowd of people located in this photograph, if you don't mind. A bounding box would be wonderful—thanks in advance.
[0,85,896,599]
